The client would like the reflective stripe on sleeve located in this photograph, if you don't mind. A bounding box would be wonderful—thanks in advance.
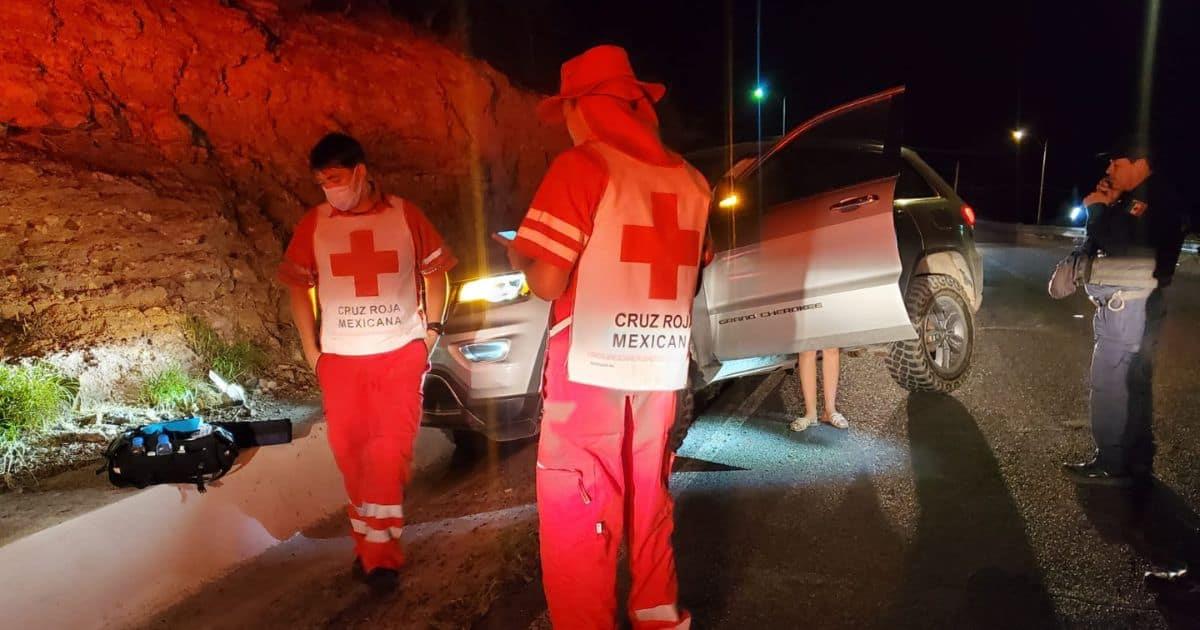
[548,316,572,337]
[516,225,579,263]
[422,248,443,266]
[527,209,586,245]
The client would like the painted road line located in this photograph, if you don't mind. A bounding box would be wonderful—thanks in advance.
[673,370,786,491]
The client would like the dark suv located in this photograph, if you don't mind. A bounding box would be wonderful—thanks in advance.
[423,87,983,445]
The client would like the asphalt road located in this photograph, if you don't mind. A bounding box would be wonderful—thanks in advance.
[155,239,1200,629]
[661,240,1200,629]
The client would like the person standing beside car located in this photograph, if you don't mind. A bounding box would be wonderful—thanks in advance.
[277,132,456,591]
[495,45,709,629]
[1054,135,1189,487]
[790,348,848,431]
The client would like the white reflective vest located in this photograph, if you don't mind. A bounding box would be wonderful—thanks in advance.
[565,142,711,391]
[312,197,426,355]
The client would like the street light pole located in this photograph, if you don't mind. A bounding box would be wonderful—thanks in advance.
[1016,145,1022,222]
[754,0,762,158]
[1036,139,1048,225]
[781,96,787,135]
[1011,128,1026,222]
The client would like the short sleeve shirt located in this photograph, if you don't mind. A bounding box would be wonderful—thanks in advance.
[278,197,457,290]
[512,146,610,325]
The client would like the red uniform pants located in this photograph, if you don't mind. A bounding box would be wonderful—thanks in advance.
[316,340,426,571]
[537,332,690,629]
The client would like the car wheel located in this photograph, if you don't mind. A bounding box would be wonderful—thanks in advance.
[668,360,723,453]
[669,382,696,454]
[449,429,489,457]
[886,274,975,393]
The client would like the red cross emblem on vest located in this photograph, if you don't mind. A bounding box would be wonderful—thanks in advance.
[330,230,399,297]
[620,192,701,301]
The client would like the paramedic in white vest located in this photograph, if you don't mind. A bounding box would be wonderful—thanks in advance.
[496,46,711,629]
[278,133,456,591]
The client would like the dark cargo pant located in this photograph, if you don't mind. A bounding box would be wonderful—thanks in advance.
[1084,284,1166,475]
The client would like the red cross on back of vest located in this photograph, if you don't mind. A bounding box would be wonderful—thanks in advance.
[329,229,400,297]
[619,192,701,301]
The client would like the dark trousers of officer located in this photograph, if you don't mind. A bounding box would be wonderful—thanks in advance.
[1085,285,1166,474]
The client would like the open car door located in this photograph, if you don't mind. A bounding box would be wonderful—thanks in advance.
[697,87,916,362]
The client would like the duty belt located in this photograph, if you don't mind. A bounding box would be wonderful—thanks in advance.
[1089,287,1154,312]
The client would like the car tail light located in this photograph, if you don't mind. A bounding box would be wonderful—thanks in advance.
[960,204,976,228]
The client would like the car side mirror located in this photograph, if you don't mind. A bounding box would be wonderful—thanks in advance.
[728,157,755,179]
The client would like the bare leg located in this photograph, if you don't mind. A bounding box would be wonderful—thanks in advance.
[821,348,840,419]
[799,350,818,418]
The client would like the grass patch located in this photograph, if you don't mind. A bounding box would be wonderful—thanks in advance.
[0,362,78,444]
[182,316,266,382]
[1,438,33,481]
[211,341,267,382]
[138,366,209,413]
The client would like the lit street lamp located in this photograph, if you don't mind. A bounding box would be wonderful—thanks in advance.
[1011,128,1049,224]
[750,83,787,135]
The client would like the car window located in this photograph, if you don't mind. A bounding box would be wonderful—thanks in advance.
[747,97,896,213]
[710,95,899,251]
[895,161,940,199]
[757,143,891,211]
[687,141,778,184]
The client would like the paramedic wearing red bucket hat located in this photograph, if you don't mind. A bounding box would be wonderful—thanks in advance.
[495,45,711,629]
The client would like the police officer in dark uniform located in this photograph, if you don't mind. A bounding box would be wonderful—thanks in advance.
[1060,135,1190,485]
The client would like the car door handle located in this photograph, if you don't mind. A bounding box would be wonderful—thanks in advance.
[829,194,880,213]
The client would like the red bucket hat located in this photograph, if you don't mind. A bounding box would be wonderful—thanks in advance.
[537,45,666,123]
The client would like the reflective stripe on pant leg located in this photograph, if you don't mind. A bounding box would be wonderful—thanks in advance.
[319,354,380,564]
[350,516,404,543]
[626,389,686,629]
[537,332,625,630]
[355,502,405,519]
[633,605,692,629]
[356,341,426,571]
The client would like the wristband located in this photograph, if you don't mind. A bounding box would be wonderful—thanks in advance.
[427,322,445,335]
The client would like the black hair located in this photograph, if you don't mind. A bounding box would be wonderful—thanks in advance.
[309,132,366,170]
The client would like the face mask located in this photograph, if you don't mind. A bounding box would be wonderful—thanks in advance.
[323,168,366,211]
[564,102,592,146]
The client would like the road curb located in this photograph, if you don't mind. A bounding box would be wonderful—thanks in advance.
[976,220,1199,255]
[0,418,453,630]
[975,220,1083,246]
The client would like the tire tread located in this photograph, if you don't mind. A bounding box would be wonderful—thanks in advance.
[885,274,974,393]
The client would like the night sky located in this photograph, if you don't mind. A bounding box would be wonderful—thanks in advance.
[434,0,1198,224]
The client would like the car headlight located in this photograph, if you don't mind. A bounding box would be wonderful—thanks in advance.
[459,340,512,363]
[456,272,529,304]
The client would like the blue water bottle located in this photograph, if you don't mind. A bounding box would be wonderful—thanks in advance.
[130,436,146,456]
[155,433,172,456]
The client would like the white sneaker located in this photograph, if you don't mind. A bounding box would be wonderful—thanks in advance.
[789,415,817,432]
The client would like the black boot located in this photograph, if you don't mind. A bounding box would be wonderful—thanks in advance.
[1063,457,1133,487]
[365,567,400,594]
